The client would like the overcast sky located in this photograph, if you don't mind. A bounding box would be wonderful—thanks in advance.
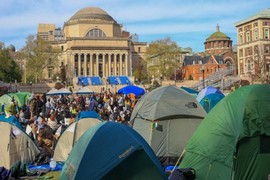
[0,0,268,52]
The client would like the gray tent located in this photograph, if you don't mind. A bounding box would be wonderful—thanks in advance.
[53,117,101,162]
[130,85,206,165]
[0,118,40,169]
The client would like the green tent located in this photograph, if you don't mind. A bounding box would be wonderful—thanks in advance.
[131,86,206,166]
[0,92,31,111]
[179,84,270,179]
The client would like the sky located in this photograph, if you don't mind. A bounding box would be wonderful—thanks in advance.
[0,0,269,52]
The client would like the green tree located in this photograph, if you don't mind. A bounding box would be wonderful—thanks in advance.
[145,37,181,80]
[19,35,60,83]
[0,48,22,82]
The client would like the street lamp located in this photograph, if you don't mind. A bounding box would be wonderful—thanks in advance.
[200,65,205,89]
[160,74,163,86]
[29,81,32,92]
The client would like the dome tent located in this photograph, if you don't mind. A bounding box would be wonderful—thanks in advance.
[60,121,167,179]
[179,84,270,179]
[53,116,102,162]
[0,115,39,169]
[130,85,206,166]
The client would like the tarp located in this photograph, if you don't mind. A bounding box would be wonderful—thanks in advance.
[60,121,167,180]
[0,115,40,169]
[131,85,206,165]
[117,85,145,97]
[47,88,72,95]
[53,117,102,162]
[179,84,270,180]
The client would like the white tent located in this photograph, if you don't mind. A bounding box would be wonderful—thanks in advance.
[75,87,94,94]
[46,88,59,96]
[53,117,101,162]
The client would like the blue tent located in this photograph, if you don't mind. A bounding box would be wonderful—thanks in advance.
[200,93,225,113]
[117,85,145,97]
[180,86,198,95]
[196,86,223,102]
[0,115,23,130]
[76,111,101,121]
[60,121,167,180]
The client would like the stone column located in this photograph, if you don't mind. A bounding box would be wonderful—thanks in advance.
[102,54,106,78]
[120,54,123,75]
[96,54,99,77]
[89,54,92,76]
[108,54,111,76]
[83,53,87,76]
[78,54,81,77]
[125,54,128,76]
[114,54,117,75]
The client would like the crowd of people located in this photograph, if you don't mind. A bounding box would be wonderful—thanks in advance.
[4,87,141,165]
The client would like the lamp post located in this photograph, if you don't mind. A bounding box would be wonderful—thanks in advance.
[29,81,32,93]
[160,74,163,86]
[200,65,205,89]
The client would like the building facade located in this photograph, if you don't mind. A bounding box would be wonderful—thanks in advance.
[204,24,236,67]
[182,25,234,81]
[37,7,147,84]
[235,8,270,83]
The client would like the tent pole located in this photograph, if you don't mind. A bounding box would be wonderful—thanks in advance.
[170,148,186,173]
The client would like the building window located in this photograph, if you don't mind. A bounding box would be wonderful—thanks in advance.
[48,69,53,78]
[247,59,251,71]
[254,29,258,40]
[239,28,242,33]
[265,45,270,54]
[138,47,141,53]
[254,46,259,55]
[254,22,258,27]
[264,21,269,26]
[61,46,64,51]
[239,49,243,57]
[86,28,106,37]
[246,31,250,42]
[264,28,269,39]
[239,35,243,44]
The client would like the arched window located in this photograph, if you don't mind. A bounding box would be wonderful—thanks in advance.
[86,28,106,37]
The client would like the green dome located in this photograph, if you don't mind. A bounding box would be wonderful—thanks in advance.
[207,31,229,40]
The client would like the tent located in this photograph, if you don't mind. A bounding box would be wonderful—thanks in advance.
[47,88,72,96]
[13,92,32,107]
[196,86,223,102]
[199,93,225,113]
[60,121,167,179]
[46,88,59,96]
[179,84,270,180]
[180,86,198,97]
[130,85,206,165]
[75,87,94,94]
[75,111,101,120]
[53,117,102,162]
[117,85,145,97]
[0,115,40,169]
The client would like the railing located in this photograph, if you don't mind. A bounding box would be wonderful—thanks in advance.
[190,66,240,90]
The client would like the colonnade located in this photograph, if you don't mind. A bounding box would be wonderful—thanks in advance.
[72,53,129,77]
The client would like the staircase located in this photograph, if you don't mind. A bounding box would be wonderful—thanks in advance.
[190,66,240,91]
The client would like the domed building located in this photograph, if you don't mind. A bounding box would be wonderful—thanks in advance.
[204,24,236,67]
[37,7,147,85]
